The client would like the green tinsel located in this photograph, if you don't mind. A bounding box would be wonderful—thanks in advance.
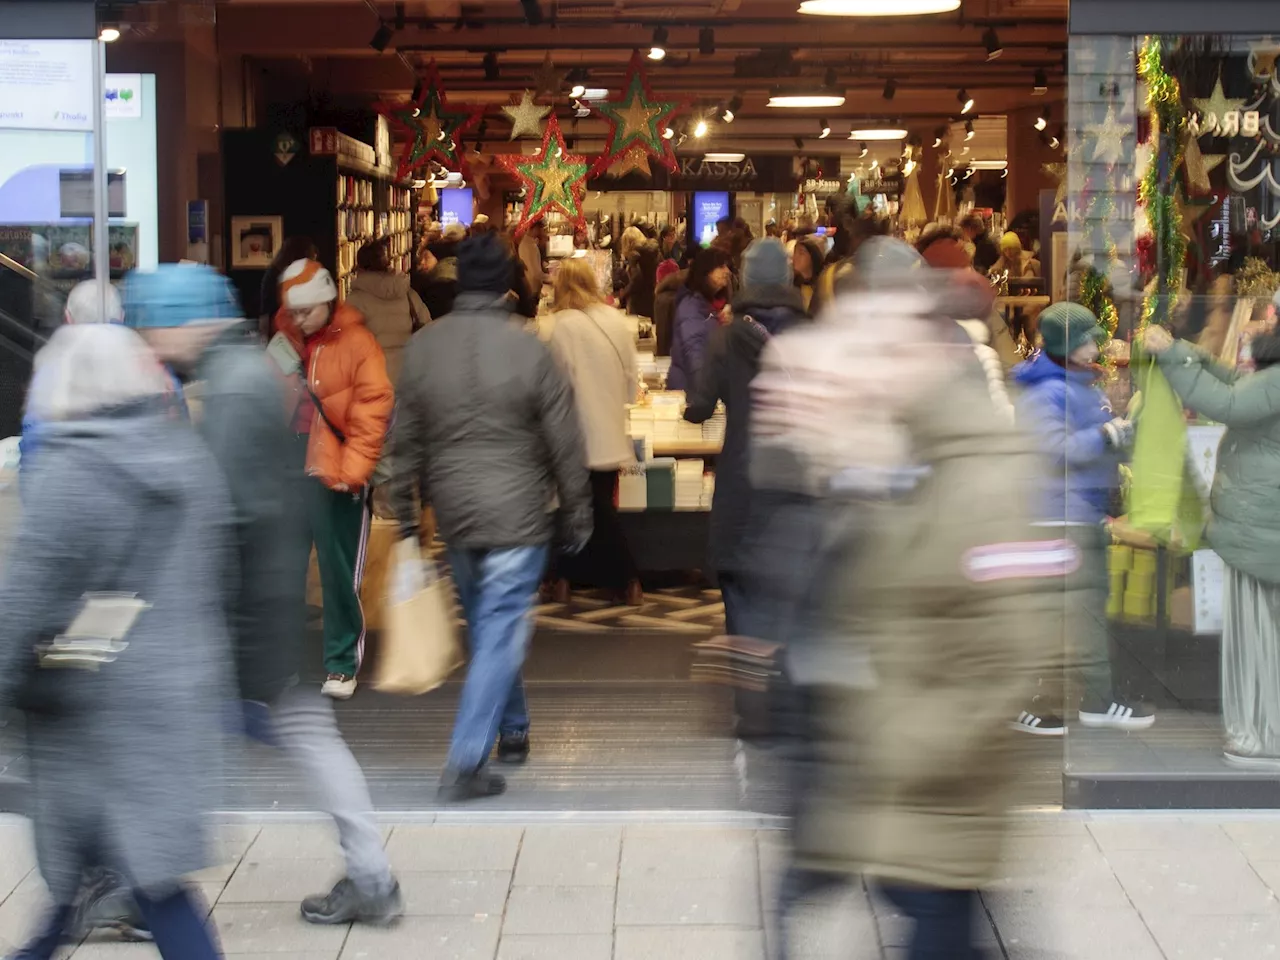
[1137,36,1187,332]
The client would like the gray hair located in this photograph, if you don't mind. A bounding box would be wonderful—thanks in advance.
[26,324,173,422]
[64,280,125,324]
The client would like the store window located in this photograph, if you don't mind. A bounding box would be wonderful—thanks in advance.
[1065,27,1280,804]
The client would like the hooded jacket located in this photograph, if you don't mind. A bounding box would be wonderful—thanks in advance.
[685,285,809,572]
[275,302,394,490]
[1013,351,1121,525]
[0,405,232,902]
[388,291,591,549]
[653,268,685,357]
[344,271,429,384]
[668,286,718,391]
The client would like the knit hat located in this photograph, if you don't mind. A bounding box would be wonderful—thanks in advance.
[741,238,791,289]
[1000,231,1023,253]
[1038,302,1105,358]
[457,233,515,294]
[121,264,243,329]
[279,259,338,309]
[852,236,932,293]
[919,237,972,271]
[64,280,125,325]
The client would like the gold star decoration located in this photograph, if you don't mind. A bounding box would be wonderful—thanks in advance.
[1193,73,1248,127]
[1085,107,1134,166]
[588,51,688,177]
[375,61,486,178]
[496,115,590,235]
[1042,162,1068,207]
[1184,137,1227,194]
[501,90,553,140]
[1249,43,1280,80]
[606,145,653,178]
[533,54,566,101]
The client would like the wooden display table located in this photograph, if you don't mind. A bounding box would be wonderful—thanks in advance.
[651,440,723,458]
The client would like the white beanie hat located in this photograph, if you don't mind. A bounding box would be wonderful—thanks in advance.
[279,259,338,309]
[64,280,125,324]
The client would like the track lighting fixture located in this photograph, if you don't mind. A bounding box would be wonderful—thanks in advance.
[858,142,868,158]
[568,68,588,99]
[694,117,709,138]
[662,126,675,140]
[957,88,974,114]
[964,119,975,140]
[649,26,668,61]
[699,27,715,56]
[1034,105,1050,132]
[1033,68,1048,95]
[98,23,121,42]
[982,27,1003,61]
[369,22,393,53]
[883,78,897,101]
[932,126,946,148]
[722,95,742,123]
[483,52,499,81]
[818,119,831,139]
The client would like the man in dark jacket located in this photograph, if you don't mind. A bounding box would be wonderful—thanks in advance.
[389,233,591,802]
[123,265,402,926]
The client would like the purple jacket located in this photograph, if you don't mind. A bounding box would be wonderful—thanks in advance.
[667,287,717,391]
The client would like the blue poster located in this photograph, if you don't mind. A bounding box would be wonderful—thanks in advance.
[693,191,730,248]
[440,188,474,227]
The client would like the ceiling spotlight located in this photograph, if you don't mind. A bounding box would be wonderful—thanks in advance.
[722,95,742,123]
[699,27,715,56]
[957,88,974,114]
[570,83,586,98]
[964,168,974,178]
[568,68,588,98]
[662,126,675,140]
[795,135,805,149]
[870,158,879,170]
[799,0,961,14]
[574,100,591,118]
[964,119,975,140]
[649,26,668,61]
[818,119,831,139]
[858,142,868,157]
[1001,167,1009,178]
[369,22,393,53]
[694,117,709,137]
[932,126,946,148]
[882,78,897,101]
[903,158,917,176]
[1034,105,1050,131]
[520,0,545,25]
[483,52,499,81]
[98,23,121,42]
[1033,68,1048,96]
[961,145,970,154]
[982,27,1003,61]
[1047,125,1063,150]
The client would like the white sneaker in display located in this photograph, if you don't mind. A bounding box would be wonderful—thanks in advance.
[322,674,357,700]
[1078,700,1155,730]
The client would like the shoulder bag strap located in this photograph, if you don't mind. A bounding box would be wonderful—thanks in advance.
[304,381,347,445]
[580,308,630,379]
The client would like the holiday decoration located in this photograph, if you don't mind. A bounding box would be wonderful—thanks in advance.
[605,145,653,178]
[533,54,566,101]
[1042,162,1068,207]
[465,148,497,200]
[501,90,553,140]
[1085,107,1134,165]
[1137,36,1187,333]
[497,114,590,236]
[376,62,486,179]
[1183,137,1226,195]
[588,51,688,177]
[1191,73,1248,132]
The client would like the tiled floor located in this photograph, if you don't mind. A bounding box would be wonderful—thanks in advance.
[7,816,1280,958]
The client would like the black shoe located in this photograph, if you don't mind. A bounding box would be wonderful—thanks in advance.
[72,870,152,942]
[1078,698,1156,731]
[497,731,530,764]
[300,877,403,926]
[1009,709,1066,737]
[437,766,507,802]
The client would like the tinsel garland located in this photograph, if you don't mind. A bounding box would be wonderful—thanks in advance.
[1076,193,1121,337]
[1137,37,1188,332]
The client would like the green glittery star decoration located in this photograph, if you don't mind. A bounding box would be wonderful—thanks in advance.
[375,61,486,179]
[497,115,589,236]
[588,51,688,177]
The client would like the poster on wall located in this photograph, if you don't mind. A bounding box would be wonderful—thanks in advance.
[440,188,474,227]
[693,191,729,248]
[230,216,283,269]
[104,74,142,119]
[0,40,95,132]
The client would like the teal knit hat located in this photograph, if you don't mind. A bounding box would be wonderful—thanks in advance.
[1038,301,1105,358]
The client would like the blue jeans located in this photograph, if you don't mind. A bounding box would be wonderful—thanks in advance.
[445,544,548,773]
[879,884,981,960]
[16,888,220,960]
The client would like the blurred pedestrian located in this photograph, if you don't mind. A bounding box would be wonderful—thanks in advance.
[791,237,825,311]
[990,232,1040,280]
[0,323,231,960]
[273,260,394,699]
[123,264,403,925]
[668,247,732,390]
[620,238,660,320]
[1013,302,1151,735]
[388,232,591,801]
[518,221,546,298]
[545,256,642,606]
[959,214,1000,275]
[344,238,430,384]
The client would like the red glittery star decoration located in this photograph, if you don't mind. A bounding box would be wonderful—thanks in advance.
[497,115,590,237]
[588,51,688,177]
[375,61,486,179]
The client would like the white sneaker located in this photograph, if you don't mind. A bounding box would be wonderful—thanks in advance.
[1078,699,1155,730]
[322,674,357,700]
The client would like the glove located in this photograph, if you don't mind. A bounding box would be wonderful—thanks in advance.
[1102,417,1134,449]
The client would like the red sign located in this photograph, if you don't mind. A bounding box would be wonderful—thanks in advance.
[309,127,339,155]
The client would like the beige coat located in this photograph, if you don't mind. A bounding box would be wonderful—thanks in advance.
[344,271,429,384]
[547,304,638,470]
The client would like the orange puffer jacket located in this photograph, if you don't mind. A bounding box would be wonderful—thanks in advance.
[276,303,394,490]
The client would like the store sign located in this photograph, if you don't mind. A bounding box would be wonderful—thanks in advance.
[0,39,95,132]
[860,175,903,198]
[1189,110,1262,138]
[275,131,301,166]
[802,178,844,194]
[677,157,759,182]
[104,74,142,119]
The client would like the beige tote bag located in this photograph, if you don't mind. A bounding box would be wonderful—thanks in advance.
[373,539,462,695]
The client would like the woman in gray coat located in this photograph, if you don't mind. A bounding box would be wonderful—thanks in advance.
[1147,316,1280,766]
[0,324,230,959]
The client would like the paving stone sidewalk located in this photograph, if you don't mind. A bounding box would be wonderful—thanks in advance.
[3,814,1280,959]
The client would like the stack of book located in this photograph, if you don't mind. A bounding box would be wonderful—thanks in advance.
[675,459,705,510]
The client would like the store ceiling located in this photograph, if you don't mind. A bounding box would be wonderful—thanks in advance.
[209,0,1068,154]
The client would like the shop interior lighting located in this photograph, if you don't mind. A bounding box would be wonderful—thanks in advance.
[662,125,676,140]
[369,22,393,53]
[968,159,1008,170]
[857,142,869,157]
[818,119,832,139]
[693,117,709,138]
[573,100,591,118]
[964,168,974,178]
[946,166,955,176]
[722,95,742,123]
[1034,105,1050,131]
[932,126,946,148]
[98,24,121,42]
[849,127,908,141]
[964,119,975,140]
[699,27,716,55]
[483,52,499,81]
[1001,167,1009,178]
[649,26,668,61]
[768,89,846,108]
[982,28,1003,61]
[521,0,545,25]
[568,68,589,99]
[957,88,974,114]
[1033,68,1048,96]
[903,158,917,176]
[869,158,879,169]
[704,152,746,162]
[799,0,961,15]
[882,78,897,101]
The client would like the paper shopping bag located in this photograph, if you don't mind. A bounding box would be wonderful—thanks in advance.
[372,539,462,696]
[1127,358,1205,550]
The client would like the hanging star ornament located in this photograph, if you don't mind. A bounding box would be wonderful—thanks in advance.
[497,114,590,236]
[606,145,653,178]
[465,147,497,200]
[501,90,553,140]
[1193,72,1248,126]
[375,62,486,179]
[588,51,689,177]
[533,54,566,101]
[1085,107,1134,165]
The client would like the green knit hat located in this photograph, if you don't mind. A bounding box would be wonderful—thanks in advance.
[1038,301,1106,358]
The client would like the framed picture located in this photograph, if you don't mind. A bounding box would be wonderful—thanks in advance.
[230,216,283,268]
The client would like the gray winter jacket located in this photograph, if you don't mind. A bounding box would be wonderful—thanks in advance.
[0,405,233,902]
[345,271,430,384]
[389,291,592,549]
